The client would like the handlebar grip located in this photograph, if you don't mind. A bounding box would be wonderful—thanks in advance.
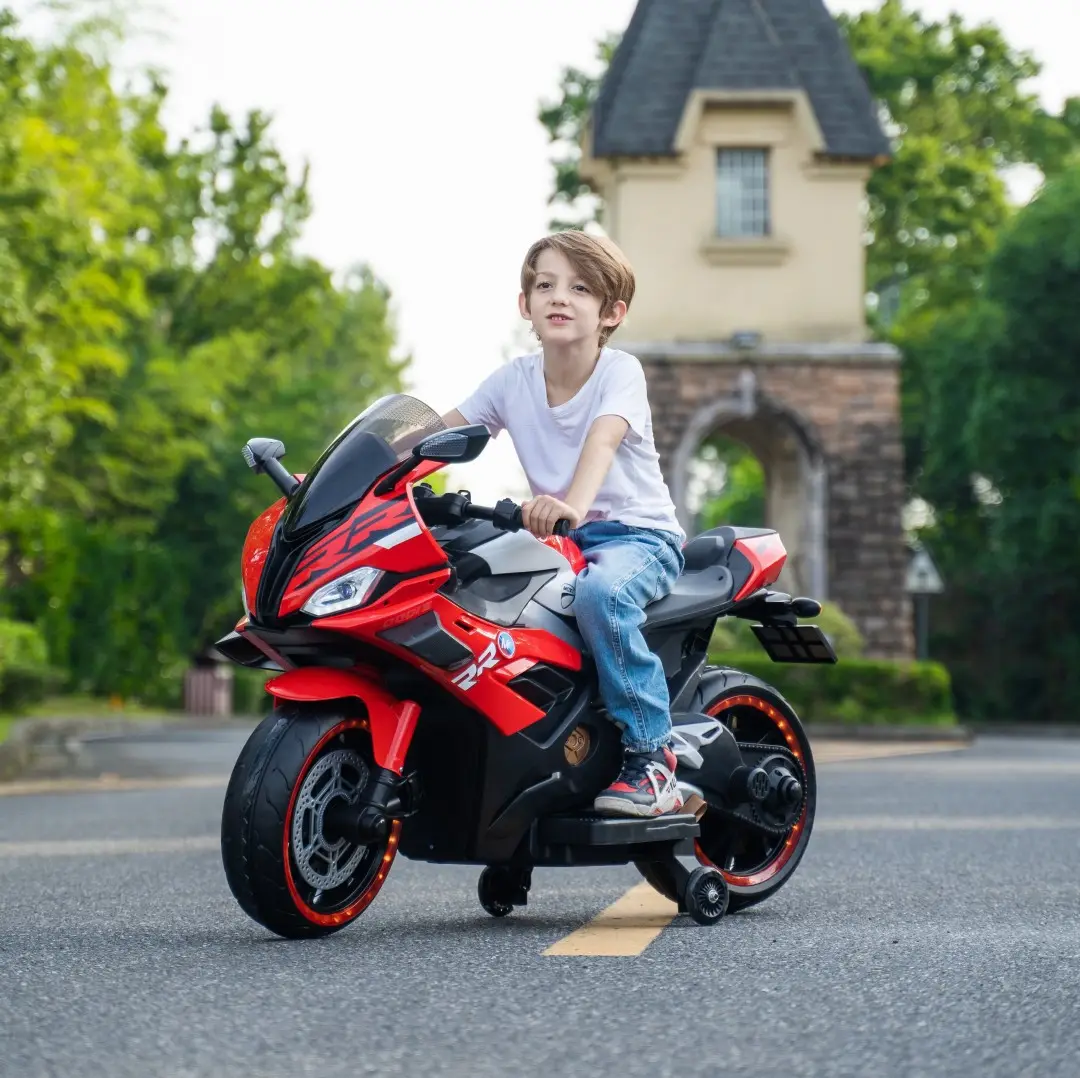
[508,505,572,537]
[473,499,573,537]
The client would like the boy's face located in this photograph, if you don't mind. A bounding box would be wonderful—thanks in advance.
[519,248,626,352]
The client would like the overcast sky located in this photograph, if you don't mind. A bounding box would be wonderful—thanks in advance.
[14,0,1078,499]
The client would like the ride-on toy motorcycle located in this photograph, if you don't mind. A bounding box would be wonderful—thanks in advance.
[216,394,837,938]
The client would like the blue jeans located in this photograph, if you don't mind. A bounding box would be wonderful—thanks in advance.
[568,521,685,753]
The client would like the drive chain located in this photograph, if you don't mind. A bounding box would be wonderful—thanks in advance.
[701,741,807,838]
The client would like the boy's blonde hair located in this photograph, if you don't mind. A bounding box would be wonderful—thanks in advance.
[520,230,636,347]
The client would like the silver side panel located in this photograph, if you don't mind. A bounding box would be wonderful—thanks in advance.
[452,572,556,628]
[532,566,580,619]
[669,718,726,770]
[468,530,570,575]
[518,599,587,654]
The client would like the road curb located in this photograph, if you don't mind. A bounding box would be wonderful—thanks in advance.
[805,723,974,742]
[0,714,258,783]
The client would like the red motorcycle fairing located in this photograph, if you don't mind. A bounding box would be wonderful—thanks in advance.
[239,457,584,742]
[241,497,286,617]
[265,667,419,774]
[277,477,447,618]
[310,590,582,736]
[539,534,586,572]
[732,532,787,601]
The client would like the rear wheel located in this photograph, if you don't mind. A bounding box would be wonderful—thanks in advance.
[636,666,816,914]
[221,704,400,939]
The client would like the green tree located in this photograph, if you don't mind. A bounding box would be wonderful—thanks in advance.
[537,31,620,231]
[910,164,1080,718]
[956,166,1080,716]
[0,8,405,702]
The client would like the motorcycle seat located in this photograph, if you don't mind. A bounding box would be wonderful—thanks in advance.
[642,526,776,630]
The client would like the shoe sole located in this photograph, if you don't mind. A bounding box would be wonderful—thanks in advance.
[592,794,684,818]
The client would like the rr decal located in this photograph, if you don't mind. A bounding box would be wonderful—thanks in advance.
[451,641,501,692]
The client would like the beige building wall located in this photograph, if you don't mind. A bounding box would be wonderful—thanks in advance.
[582,92,873,345]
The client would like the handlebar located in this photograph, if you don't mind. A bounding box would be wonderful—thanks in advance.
[415,488,572,537]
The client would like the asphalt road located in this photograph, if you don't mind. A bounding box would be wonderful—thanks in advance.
[2,726,1079,1078]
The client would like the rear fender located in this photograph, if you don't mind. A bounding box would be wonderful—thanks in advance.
[265,667,419,774]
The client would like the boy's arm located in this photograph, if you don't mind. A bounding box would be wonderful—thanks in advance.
[523,415,628,536]
[565,415,629,518]
[440,409,468,428]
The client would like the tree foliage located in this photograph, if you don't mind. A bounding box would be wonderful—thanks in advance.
[0,8,404,703]
[916,165,1080,718]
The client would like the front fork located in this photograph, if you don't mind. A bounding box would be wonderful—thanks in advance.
[265,666,424,842]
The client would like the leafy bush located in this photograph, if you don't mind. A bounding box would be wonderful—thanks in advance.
[0,619,59,713]
[710,601,866,659]
[709,650,955,726]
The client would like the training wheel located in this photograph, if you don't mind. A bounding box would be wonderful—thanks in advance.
[478,866,530,918]
[684,866,730,926]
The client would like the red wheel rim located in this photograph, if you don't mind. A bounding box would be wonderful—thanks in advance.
[282,718,401,927]
[697,694,809,889]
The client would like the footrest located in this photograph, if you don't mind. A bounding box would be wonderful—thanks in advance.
[537,811,701,847]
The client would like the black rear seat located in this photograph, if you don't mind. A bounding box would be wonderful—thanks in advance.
[642,525,776,630]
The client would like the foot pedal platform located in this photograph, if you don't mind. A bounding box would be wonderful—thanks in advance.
[537,811,701,847]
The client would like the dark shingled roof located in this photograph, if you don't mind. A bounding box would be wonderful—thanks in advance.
[590,0,890,160]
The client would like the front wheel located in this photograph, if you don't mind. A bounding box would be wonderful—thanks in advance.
[220,704,400,939]
[636,666,816,914]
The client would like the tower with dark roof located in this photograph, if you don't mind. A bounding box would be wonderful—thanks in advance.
[579,0,913,660]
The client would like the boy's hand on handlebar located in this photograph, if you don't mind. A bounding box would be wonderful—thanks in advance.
[521,496,580,537]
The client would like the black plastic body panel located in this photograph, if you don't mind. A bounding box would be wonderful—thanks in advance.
[377,610,472,668]
[536,812,700,846]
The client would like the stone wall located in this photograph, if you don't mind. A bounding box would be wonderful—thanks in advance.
[642,357,914,660]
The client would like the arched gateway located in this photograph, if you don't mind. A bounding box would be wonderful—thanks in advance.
[578,0,914,658]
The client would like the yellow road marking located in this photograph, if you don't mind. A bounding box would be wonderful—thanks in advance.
[543,882,678,957]
[0,774,229,797]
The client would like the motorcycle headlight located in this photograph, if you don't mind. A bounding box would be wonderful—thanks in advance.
[301,566,384,617]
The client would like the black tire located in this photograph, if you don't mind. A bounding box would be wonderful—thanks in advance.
[684,867,729,925]
[220,703,399,939]
[477,867,514,918]
[635,861,683,909]
[636,665,816,914]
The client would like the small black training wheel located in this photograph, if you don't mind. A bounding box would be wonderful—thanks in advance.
[684,866,730,926]
[478,866,530,918]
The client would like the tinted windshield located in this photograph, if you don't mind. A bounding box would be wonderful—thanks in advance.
[281,394,445,537]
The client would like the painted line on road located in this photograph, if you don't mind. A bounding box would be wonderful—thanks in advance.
[822,759,1080,775]
[0,774,229,797]
[0,835,219,859]
[817,815,1080,831]
[543,882,678,957]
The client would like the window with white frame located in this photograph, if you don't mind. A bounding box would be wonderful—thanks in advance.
[715,149,770,238]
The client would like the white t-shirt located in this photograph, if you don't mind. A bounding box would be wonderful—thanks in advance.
[456,347,685,542]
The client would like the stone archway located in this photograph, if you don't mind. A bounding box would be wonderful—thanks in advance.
[671,379,828,602]
[637,346,914,660]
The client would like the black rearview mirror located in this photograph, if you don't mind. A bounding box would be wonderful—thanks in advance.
[413,425,490,464]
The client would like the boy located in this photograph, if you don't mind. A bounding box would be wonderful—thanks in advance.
[441,230,687,818]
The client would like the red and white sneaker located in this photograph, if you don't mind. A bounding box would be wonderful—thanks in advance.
[593,746,683,818]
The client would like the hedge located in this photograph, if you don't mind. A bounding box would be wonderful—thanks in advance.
[708,650,956,726]
[0,619,61,714]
